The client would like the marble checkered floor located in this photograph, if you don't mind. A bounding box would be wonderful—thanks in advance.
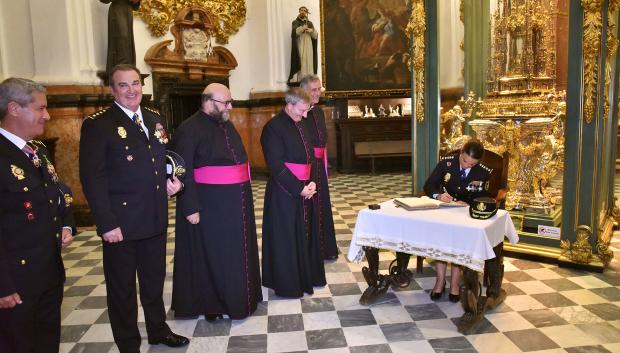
[59,173,620,353]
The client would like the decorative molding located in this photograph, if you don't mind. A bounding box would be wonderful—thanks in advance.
[135,0,246,44]
[581,0,603,124]
[560,224,593,264]
[406,0,426,122]
[604,0,620,120]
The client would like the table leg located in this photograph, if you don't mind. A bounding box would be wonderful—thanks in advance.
[485,242,506,309]
[389,252,413,288]
[360,246,389,305]
[457,242,506,334]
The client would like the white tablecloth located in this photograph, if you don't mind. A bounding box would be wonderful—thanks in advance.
[346,200,519,272]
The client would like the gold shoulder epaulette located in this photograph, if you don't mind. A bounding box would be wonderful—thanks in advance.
[85,108,109,120]
[440,154,456,161]
[31,140,46,148]
[479,163,493,173]
[144,106,160,115]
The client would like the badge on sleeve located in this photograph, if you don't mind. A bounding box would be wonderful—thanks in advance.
[444,173,451,182]
[117,127,127,139]
[11,165,25,180]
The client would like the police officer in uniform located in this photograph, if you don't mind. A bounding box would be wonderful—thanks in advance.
[423,139,492,302]
[0,78,75,353]
[79,64,188,353]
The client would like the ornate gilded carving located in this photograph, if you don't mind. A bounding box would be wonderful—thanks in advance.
[560,225,593,264]
[604,1,620,120]
[405,0,426,122]
[581,0,603,124]
[135,0,246,44]
[596,239,614,266]
[487,0,557,95]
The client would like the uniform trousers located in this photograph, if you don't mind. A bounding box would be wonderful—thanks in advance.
[0,281,63,353]
[102,232,170,353]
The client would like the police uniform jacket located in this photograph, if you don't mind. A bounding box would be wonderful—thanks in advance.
[80,103,169,240]
[423,154,492,205]
[0,137,72,298]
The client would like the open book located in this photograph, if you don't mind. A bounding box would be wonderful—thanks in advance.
[393,196,466,211]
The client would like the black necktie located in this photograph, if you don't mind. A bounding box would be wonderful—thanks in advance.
[460,168,466,180]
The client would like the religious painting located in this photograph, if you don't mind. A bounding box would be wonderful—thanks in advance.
[320,0,411,97]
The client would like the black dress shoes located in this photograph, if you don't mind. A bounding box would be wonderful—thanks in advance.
[449,292,460,303]
[148,332,190,347]
[205,314,224,322]
[429,281,446,301]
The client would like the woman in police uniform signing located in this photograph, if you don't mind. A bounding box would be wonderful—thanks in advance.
[423,140,491,302]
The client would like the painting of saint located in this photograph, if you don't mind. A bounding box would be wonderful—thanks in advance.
[321,0,411,96]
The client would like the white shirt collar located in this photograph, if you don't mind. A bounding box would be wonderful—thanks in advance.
[0,127,28,150]
[114,101,142,120]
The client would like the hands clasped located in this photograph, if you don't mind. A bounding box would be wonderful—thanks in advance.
[300,182,317,199]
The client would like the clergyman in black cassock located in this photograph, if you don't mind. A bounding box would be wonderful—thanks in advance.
[79,65,188,353]
[171,83,262,320]
[0,78,74,353]
[300,75,338,259]
[261,88,326,298]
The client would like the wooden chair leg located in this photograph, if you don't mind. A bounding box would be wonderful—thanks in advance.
[416,256,424,273]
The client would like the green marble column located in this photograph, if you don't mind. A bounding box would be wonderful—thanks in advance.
[411,0,440,194]
[559,0,619,270]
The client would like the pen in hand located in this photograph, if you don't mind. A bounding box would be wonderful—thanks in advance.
[442,187,456,202]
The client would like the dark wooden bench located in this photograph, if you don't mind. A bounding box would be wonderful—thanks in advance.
[354,140,411,174]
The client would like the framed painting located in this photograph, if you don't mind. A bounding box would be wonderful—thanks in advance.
[320,0,411,98]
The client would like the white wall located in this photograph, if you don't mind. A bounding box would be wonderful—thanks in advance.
[438,0,464,89]
[0,0,325,98]
[0,0,35,79]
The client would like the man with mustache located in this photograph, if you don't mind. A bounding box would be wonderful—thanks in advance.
[170,83,262,320]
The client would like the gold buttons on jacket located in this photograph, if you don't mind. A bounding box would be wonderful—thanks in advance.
[23,187,29,192]
[49,199,53,204]
[156,185,160,190]
[122,202,127,206]
[151,158,155,163]
[155,171,158,175]
[148,145,151,149]
[20,260,26,265]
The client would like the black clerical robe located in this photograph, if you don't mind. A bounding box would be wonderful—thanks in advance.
[306,106,338,259]
[261,110,326,298]
[171,111,262,319]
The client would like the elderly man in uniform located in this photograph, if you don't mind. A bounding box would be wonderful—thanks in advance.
[80,64,188,353]
[423,139,491,302]
[0,78,75,353]
[261,88,326,297]
[170,83,262,321]
[300,75,338,260]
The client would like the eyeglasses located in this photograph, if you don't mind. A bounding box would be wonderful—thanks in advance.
[210,98,234,106]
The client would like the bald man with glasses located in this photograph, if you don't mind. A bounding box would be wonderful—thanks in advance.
[170,83,262,321]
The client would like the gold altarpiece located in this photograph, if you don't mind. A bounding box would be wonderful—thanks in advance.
[441,0,618,269]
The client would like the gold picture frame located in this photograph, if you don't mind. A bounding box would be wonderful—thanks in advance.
[320,0,411,98]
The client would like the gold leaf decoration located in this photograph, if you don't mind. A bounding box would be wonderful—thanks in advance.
[581,0,603,124]
[405,0,426,122]
[561,225,594,264]
[604,1,620,120]
[135,0,246,44]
